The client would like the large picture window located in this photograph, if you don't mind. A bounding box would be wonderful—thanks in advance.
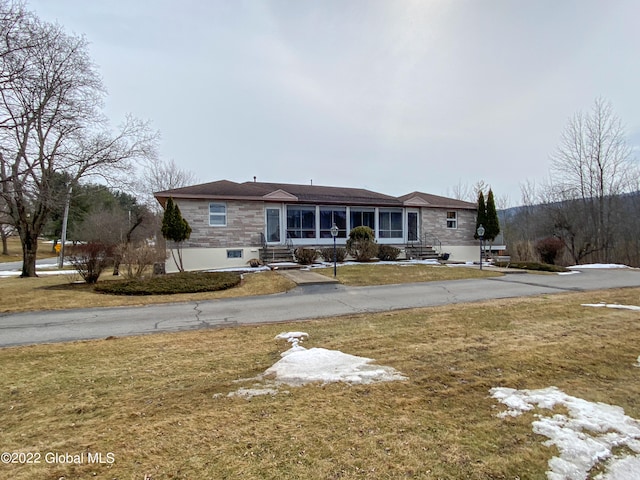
[209,203,226,226]
[378,209,403,238]
[286,206,316,239]
[350,209,375,230]
[319,207,347,238]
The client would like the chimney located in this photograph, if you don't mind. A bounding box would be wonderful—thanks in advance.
[253,176,256,183]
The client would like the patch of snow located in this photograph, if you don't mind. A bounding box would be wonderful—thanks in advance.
[264,347,407,386]
[224,332,407,399]
[491,387,640,480]
[568,264,631,269]
[227,387,282,399]
[581,303,640,311]
[0,269,79,278]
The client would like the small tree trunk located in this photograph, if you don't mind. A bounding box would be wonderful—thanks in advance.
[21,232,38,277]
[1,229,8,256]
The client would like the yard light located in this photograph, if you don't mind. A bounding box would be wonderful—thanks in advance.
[330,223,339,277]
[477,224,485,270]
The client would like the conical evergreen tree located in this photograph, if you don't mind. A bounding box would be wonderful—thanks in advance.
[474,191,487,239]
[161,197,192,271]
[484,189,500,242]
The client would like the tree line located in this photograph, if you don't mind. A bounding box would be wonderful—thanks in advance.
[503,99,640,267]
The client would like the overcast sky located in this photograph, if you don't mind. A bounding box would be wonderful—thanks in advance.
[29,0,640,206]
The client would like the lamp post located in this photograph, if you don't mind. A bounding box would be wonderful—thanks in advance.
[330,223,339,277]
[476,224,485,270]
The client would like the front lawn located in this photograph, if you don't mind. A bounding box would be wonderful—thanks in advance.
[1,287,639,479]
[314,263,502,285]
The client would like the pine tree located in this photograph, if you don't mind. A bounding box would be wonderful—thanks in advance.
[161,197,192,271]
[484,189,500,242]
[474,191,487,239]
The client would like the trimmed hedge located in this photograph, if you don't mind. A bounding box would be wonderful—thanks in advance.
[494,261,569,273]
[94,271,242,295]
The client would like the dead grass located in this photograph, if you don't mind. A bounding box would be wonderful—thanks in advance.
[0,271,296,313]
[315,263,503,285]
[0,236,57,263]
[1,287,639,479]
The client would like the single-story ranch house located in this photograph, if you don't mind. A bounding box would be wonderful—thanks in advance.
[154,180,478,272]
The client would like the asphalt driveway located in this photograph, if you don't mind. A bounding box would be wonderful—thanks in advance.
[1,268,639,348]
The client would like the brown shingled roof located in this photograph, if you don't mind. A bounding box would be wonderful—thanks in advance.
[154,180,475,210]
[155,180,403,206]
[398,191,476,210]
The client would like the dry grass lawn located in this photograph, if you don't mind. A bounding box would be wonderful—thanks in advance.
[0,271,296,313]
[315,263,502,285]
[1,287,639,479]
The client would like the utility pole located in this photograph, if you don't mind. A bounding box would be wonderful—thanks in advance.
[58,185,72,268]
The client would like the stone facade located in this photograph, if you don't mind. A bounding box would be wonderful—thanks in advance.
[421,208,476,246]
[176,199,264,248]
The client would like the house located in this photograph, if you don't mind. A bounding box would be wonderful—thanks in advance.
[154,180,478,272]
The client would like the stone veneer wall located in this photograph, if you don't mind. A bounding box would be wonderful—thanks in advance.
[175,199,264,248]
[421,208,476,246]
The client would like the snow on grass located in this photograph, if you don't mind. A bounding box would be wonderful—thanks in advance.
[227,332,406,398]
[581,303,640,312]
[491,387,640,480]
[568,264,632,269]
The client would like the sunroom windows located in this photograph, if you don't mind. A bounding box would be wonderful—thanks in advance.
[319,207,347,238]
[278,205,406,243]
[286,206,316,239]
[378,209,403,238]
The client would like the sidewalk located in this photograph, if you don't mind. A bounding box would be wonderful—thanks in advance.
[277,269,340,285]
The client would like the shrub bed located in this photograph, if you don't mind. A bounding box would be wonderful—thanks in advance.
[94,271,242,295]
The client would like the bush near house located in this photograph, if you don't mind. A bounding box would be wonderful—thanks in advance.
[346,226,378,262]
[294,247,319,265]
[377,245,401,261]
[319,247,348,263]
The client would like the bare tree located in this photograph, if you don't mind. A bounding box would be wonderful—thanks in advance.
[138,157,196,211]
[547,98,637,263]
[0,2,157,276]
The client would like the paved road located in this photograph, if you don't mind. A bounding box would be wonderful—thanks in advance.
[1,268,639,348]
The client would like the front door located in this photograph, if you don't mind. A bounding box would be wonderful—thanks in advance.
[266,208,281,243]
[407,211,419,242]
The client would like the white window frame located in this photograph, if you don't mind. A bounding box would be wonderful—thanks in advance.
[209,202,227,227]
[446,211,457,229]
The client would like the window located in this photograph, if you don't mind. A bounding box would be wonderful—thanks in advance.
[446,211,457,229]
[227,249,243,259]
[378,209,403,238]
[319,207,347,238]
[350,209,375,230]
[209,203,227,226]
[286,206,316,239]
